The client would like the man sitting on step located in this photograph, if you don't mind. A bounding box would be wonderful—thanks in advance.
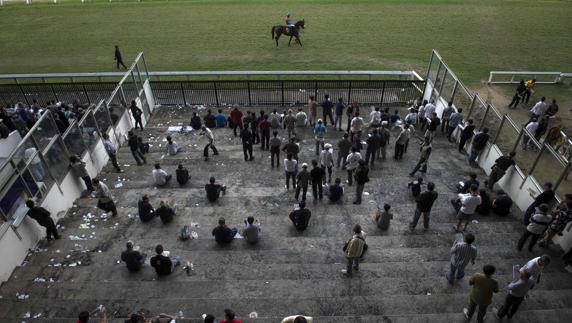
[150,244,181,276]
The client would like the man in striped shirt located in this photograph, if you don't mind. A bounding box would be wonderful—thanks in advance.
[447,233,477,284]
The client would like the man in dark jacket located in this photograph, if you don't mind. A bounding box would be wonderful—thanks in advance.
[205,177,226,202]
[365,129,381,166]
[240,124,254,161]
[114,45,127,69]
[409,182,438,231]
[175,164,189,186]
[310,160,325,201]
[121,241,145,272]
[459,119,475,153]
[492,190,513,216]
[25,200,60,240]
[203,109,216,128]
[156,200,175,224]
[190,112,202,130]
[353,160,370,204]
[282,138,300,160]
[487,152,516,189]
[523,182,555,225]
[321,94,335,126]
[468,128,489,167]
[328,178,344,203]
[127,131,146,166]
[150,244,180,276]
[212,217,237,244]
[508,80,526,109]
[289,201,312,231]
[138,195,155,222]
[129,100,143,130]
[337,133,352,168]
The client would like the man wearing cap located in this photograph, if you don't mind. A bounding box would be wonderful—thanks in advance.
[517,204,552,252]
[320,143,335,183]
[295,163,310,201]
[365,129,381,167]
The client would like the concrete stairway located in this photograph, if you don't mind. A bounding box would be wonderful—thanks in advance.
[1,106,571,323]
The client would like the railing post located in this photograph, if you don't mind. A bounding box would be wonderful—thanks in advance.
[430,61,443,100]
[466,95,477,120]
[18,83,30,105]
[281,81,285,106]
[213,81,219,106]
[553,160,572,193]
[380,81,386,106]
[425,50,434,81]
[314,81,318,100]
[247,81,252,106]
[50,84,59,102]
[83,84,90,104]
[492,114,506,145]
[180,82,187,106]
[478,103,491,131]
[348,81,352,103]
[527,143,546,176]
[512,127,525,154]
[438,69,447,97]
[450,80,459,103]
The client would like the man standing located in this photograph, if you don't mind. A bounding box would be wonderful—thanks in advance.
[310,160,325,201]
[447,233,477,284]
[523,78,536,104]
[321,94,335,126]
[320,143,334,183]
[495,270,535,320]
[394,125,408,161]
[284,154,298,190]
[365,129,380,167]
[270,131,282,167]
[409,136,432,176]
[259,115,272,150]
[230,105,243,137]
[345,147,362,186]
[350,112,365,147]
[334,98,346,130]
[487,152,516,189]
[422,99,436,131]
[441,101,454,133]
[284,109,297,140]
[425,112,441,141]
[114,45,127,69]
[468,128,489,167]
[517,204,552,252]
[530,97,547,119]
[378,121,391,161]
[308,96,317,127]
[353,160,369,204]
[508,80,526,109]
[454,184,482,232]
[343,224,366,277]
[296,107,308,128]
[295,163,310,201]
[448,108,463,141]
[200,126,218,161]
[459,119,475,153]
[409,182,438,231]
[314,119,326,155]
[523,182,554,225]
[25,200,60,240]
[129,100,143,130]
[337,133,352,169]
[102,133,122,172]
[519,254,550,284]
[127,131,146,166]
[69,155,93,192]
[282,137,300,160]
[463,265,499,323]
[240,124,254,162]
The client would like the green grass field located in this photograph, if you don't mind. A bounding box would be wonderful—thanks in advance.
[1,0,571,85]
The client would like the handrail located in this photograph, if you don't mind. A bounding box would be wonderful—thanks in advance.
[0,70,424,81]
[488,71,570,84]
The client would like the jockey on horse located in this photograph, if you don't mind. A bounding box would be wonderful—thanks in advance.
[284,11,295,35]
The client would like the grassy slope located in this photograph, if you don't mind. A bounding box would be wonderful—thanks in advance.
[0,0,571,84]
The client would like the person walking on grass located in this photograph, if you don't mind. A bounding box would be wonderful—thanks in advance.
[447,233,477,285]
[342,224,366,277]
[200,125,218,161]
[114,45,127,69]
[463,265,499,323]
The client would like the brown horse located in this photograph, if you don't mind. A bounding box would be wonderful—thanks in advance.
[271,20,305,47]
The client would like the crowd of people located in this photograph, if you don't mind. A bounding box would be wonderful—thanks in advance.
[21,91,572,323]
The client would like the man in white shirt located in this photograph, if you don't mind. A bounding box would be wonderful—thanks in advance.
[424,99,436,120]
[320,143,335,183]
[522,117,539,150]
[200,126,218,160]
[530,97,546,118]
[165,135,182,156]
[350,112,364,134]
[152,163,172,186]
[454,184,481,232]
[369,106,382,128]
[404,108,418,125]
[295,108,308,127]
[284,153,298,190]
[102,133,122,172]
[519,254,551,284]
[345,147,362,186]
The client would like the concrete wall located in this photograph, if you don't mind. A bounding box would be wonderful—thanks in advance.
[0,131,22,158]
[0,218,42,283]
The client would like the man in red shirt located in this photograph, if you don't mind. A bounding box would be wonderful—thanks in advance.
[258,114,272,150]
[230,105,243,137]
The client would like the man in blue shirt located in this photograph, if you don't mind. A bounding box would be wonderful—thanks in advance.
[334,97,346,131]
[215,109,227,128]
[314,119,326,155]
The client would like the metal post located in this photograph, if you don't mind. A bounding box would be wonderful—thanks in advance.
[527,143,546,176]
[492,114,506,145]
[465,95,477,120]
[438,69,447,97]
[247,81,252,106]
[553,161,572,193]
[511,127,525,154]
[314,81,318,99]
[425,50,434,82]
[50,84,59,102]
[180,82,187,106]
[478,103,491,131]
[380,81,386,106]
[213,82,219,106]
[18,83,30,105]
[83,84,91,105]
[281,81,285,106]
[450,80,459,103]
[348,81,352,103]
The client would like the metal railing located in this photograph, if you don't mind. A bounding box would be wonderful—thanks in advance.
[488,71,570,84]
[428,50,572,198]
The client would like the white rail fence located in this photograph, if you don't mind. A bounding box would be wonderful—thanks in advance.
[488,71,571,84]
